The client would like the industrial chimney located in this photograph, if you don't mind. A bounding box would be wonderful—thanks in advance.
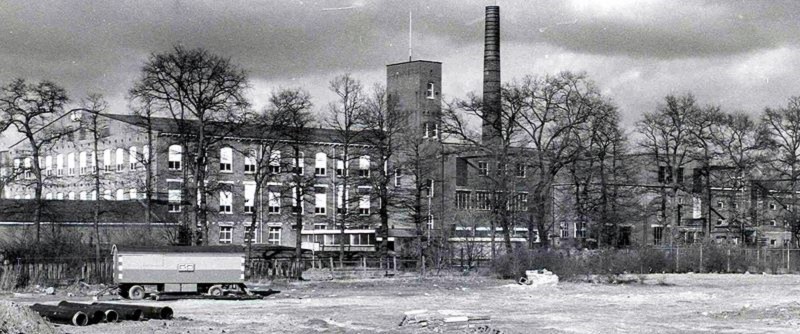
[482,5,501,146]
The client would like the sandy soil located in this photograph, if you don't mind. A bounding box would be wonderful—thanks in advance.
[10,274,800,333]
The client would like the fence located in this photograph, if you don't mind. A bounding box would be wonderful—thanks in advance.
[246,256,424,280]
[0,258,113,290]
[653,246,800,274]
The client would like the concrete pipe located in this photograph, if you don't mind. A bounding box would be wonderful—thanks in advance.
[58,301,119,323]
[518,277,528,285]
[92,302,173,320]
[30,304,89,326]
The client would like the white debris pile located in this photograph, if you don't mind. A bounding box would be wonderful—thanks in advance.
[398,309,497,332]
[0,300,57,334]
[517,269,559,287]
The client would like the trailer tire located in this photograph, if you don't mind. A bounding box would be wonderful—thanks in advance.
[128,285,145,300]
[207,285,223,297]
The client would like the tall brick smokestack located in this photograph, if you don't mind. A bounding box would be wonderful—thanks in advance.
[482,5,501,146]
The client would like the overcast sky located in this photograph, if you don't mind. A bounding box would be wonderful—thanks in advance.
[2,0,800,148]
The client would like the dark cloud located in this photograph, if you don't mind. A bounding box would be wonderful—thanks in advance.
[2,0,800,147]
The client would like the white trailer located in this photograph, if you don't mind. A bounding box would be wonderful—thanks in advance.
[112,245,246,299]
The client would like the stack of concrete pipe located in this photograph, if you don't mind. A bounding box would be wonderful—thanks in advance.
[29,301,174,327]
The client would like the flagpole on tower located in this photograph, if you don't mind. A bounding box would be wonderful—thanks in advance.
[408,10,413,61]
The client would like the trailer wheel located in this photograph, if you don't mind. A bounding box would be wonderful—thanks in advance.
[207,285,223,297]
[128,285,145,300]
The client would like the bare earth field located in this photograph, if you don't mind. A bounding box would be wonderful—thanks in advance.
[9,274,800,333]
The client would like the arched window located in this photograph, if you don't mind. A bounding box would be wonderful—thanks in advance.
[358,155,370,177]
[293,152,305,175]
[129,188,138,200]
[142,145,150,164]
[90,190,97,201]
[244,149,256,174]
[103,149,111,172]
[115,189,125,200]
[45,156,52,176]
[68,192,75,200]
[56,154,64,176]
[79,151,87,175]
[314,152,327,176]
[66,152,75,176]
[168,145,182,170]
[79,191,87,200]
[269,150,281,174]
[129,146,138,170]
[115,148,125,172]
[103,189,112,200]
[23,157,32,179]
[45,193,52,200]
[90,151,97,173]
[56,192,64,200]
[426,82,435,99]
[219,147,233,172]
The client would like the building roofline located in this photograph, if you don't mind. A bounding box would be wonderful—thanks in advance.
[386,60,442,67]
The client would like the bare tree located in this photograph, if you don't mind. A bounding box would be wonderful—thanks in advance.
[267,88,314,279]
[762,97,800,246]
[355,84,403,259]
[637,93,700,246]
[76,94,109,271]
[129,46,251,245]
[0,79,72,243]
[327,74,365,264]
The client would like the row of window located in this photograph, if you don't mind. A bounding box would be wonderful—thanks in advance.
[454,190,528,211]
[11,146,149,179]
[167,185,373,216]
[167,145,371,177]
[476,162,526,177]
[9,188,142,201]
[218,224,281,245]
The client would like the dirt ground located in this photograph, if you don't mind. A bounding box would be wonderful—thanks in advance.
[9,273,800,333]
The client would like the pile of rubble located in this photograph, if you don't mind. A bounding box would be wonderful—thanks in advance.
[399,309,502,333]
[517,269,559,287]
[0,300,57,334]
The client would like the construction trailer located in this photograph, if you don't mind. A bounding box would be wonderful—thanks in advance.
[113,245,246,299]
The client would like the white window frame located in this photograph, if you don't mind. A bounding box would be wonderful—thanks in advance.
[220,147,233,173]
[168,145,182,171]
[314,152,327,176]
[219,226,233,244]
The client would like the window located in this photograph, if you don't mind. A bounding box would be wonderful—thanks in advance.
[68,192,75,200]
[168,145,182,170]
[315,153,327,176]
[44,193,52,200]
[168,189,182,212]
[129,146,138,170]
[244,224,258,244]
[268,150,280,174]
[220,147,233,172]
[574,222,586,238]
[115,189,125,200]
[512,193,528,211]
[770,220,777,226]
[142,145,150,164]
[292,152,305,175]
[244,150,256,174]
[291,186,303,214]
[475,191,490,210]
[516,164,526,177]
[426,179,435,198]
[115,148,125,172]
[90,151,97,174]
[103,149,111,172]
[219,190,232,213]
[79,191,87,200]
[431,123,439,139]
[351,233,375,246]
[267,226,281,245]
[717,201,724,209]
[45,156,52,176]
[336,185,349,214]
[560,222,569,238]
[336,159,346,177]
[455,191,470,209]
[56,192,64,200]
[315,187,327,215]
[23,157,32,179]
[496,163,506,176]
[268,191,280,214]
[219,226,233,244]
[478,161,488,176]
[79,152,87,175]
[66,153,75,176]
[426,82,435,99]
[90,190,97,201]
[358,155,370,177]
[104,189,113,200]
[359,195,370,215]
[770,202,777,210]
[244,183,255,213]
[129,188,137,200]
[423,123,429,138]
[56,154,64,176]
[394,168,402,187]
